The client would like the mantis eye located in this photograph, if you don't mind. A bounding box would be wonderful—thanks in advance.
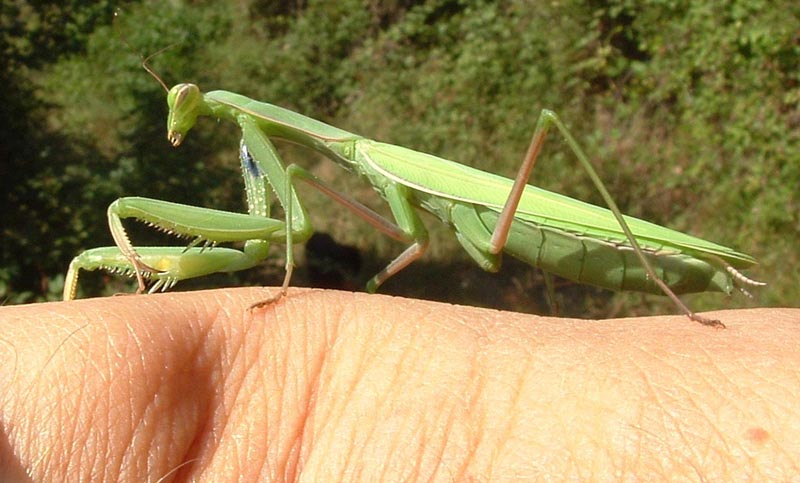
[167,83,201,109]
[175,86,190,105]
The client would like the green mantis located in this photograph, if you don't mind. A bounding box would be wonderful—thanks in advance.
[64,76,764,327]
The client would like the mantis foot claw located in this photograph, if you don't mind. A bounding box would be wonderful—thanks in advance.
[248,288,289,311]
[690,314,726,329]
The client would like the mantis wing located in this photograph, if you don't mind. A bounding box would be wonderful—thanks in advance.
[359,140,755,268]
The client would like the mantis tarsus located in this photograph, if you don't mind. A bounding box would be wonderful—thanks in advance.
[64,65,764,327]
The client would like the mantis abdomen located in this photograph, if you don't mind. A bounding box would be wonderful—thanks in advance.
[437,201,737,296]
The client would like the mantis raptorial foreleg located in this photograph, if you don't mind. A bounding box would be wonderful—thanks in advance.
[63,201,284,300]
[63,137,295,300]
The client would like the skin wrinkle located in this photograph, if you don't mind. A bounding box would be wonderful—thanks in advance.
[265,311,290,481]
[695,346,758,447]
[119,341,159,479]
[413,355,467,480]
[239,365,271,480]
[75,335,117,479]
[52,326,105,480]
[293,296,334,448]
[457,354,487,480]
[605,412,642,480]
[577,328,684,478]
[691,359,765,469]
[113,326,149,478]
[300,345,349,476]
[238,366,261,477]
[140,298,219,481]
[732,380,798,473]
[628,425,708,482]
[487,368,535,479]
[341,325,406,479]
[301,344,347,476]
[267,297,316,481]
[410,307,482,479]
[291,288,349,472]
[422,310,491,477]
[371,386,409,480]
[430,392,468,481]
[464,378,492,478]
[175,317,228,479]
[484,324,553,478]
[640,328,791,478]
[530,333,589,471]
[735,361,796,421]
[623,350,669,472]
[320,304,400,479]
[681,340,737,441]
[562,396,593,480]
[313,295,374,434]
[341,302,459,480]
[260,291,335,480]
[81,360,109,479]
[641,376,702,477]
[284,323,324,480]
[248,319,276,478]
[410,407,439,481]
[166,296,223,479]
[123,303,197,480]
[483,354,528,477]
[207,307,269,480]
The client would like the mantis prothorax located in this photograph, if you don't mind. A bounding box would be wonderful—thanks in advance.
[64,64,764,327]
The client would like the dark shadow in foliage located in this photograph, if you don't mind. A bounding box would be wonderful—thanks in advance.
[305,232,363,291]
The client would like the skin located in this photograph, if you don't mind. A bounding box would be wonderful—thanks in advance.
[0,288,797,481]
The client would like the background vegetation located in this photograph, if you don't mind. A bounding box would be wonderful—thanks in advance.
[1,0,797,317]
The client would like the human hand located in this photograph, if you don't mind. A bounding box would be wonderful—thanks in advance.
[1,288,797,481]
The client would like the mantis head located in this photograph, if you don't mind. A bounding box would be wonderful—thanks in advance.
[167,83,204,146]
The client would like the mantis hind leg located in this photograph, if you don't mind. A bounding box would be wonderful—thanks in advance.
[489,109,722,327]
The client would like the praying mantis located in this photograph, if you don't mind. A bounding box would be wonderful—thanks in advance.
[63,66,764,327]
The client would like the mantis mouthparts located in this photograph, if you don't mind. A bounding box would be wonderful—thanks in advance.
[168,131,183,146]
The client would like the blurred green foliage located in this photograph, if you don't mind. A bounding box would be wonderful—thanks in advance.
[1,0,796,316]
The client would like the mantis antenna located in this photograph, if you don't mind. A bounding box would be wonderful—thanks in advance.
[113,9,175,93]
